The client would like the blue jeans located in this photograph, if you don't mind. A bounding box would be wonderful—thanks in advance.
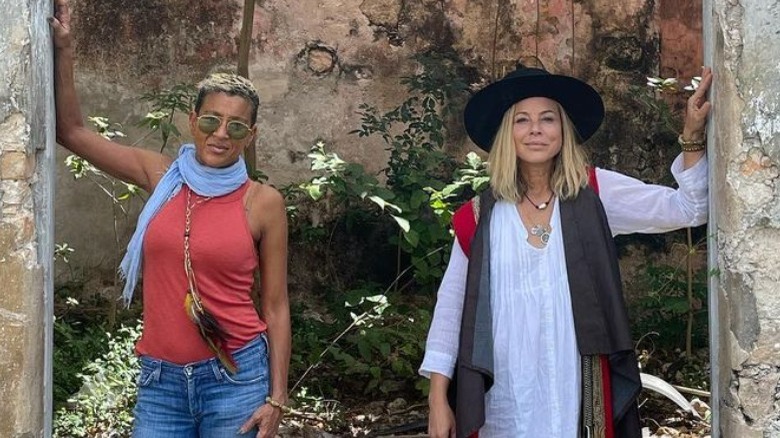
[132,334,269,438]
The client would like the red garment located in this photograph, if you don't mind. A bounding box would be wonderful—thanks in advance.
[136,182,266,364]
[601,355,615,438]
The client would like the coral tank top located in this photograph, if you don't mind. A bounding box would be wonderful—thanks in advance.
[135,181,266,364]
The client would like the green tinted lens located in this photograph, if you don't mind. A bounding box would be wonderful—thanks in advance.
[226,121,250,140]
[197,115,221,134]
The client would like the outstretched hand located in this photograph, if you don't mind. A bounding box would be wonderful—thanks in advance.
[683,67,713,138]
[49,0,72,49]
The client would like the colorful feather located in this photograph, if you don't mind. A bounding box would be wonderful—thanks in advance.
[184,291,238,374]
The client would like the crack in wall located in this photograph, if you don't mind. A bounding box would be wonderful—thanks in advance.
[727,362,780,431]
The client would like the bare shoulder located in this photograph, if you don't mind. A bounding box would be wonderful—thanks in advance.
[250,182,285,214]
[245,181,287,241]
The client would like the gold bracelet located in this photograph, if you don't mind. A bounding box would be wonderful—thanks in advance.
[678,134,706,152]
[265,396,292,414]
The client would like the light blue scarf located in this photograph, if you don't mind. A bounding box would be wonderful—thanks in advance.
[119,144,248,306]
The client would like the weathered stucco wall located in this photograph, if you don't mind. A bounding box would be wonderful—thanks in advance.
[57,0,705,287]
[711,1,780,436]
[0,0,55,435]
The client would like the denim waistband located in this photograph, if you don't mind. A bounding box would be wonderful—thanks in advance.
[139,332,267,378]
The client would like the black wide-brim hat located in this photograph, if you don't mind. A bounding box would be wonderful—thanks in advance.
[464,65,605,151]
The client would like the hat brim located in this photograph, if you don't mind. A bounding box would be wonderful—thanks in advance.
[464,74,605,151]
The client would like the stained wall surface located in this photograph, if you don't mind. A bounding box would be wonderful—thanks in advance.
[58,0,705,281]
[0,0,55,435]
[710,1,780,436]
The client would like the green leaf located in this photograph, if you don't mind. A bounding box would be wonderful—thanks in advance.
[415,378,430,396]
[666,298,690,315]
[391,215,411,233]
[403,228,419,247]
[410,190,428,209]
[368,196,402,213]
[304,184,323,200]
[357,339,372,361]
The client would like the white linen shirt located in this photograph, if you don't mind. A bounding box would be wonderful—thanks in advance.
[419,155,708,437]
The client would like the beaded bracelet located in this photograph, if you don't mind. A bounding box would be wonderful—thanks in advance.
[678,134,706,152]
[265,396,292,414]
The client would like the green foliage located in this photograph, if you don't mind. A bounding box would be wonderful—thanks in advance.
[54,242,76,264]
[138,83,197,153]
[629,74,710,359]
[632,264,709,350]
[427,151,490,224]
[299,54,474,288]
[53,322,142,438]
[88,116,127,141]
[286,56,488,403]
[53,309,110,407]
[65,116,142,209]
[65,154,141,203]
[290,283,431,400]
[350,56,469,287]
[338,289,430,395]
[632,74,699,140]
[299,141,408,228]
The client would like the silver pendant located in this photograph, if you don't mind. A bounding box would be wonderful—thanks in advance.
[530,224,551,246]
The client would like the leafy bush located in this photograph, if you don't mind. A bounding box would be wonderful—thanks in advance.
[53,322,142,438]
[286,55,489,403]
[297,54,473,290]
[632,263,709,350]
[53,312,110,407]
[290,283,432,401]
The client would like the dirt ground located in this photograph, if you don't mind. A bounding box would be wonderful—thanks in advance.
[276,392,712,437]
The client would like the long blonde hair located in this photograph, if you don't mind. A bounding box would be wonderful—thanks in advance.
[487,102,590,202]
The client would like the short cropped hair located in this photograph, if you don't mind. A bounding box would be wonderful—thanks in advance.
[194,73,260,125]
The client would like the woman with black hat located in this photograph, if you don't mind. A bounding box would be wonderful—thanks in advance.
[419,65,712,438]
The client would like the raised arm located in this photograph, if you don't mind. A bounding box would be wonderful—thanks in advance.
[680,67,713,169]
[599,67,713,236]
[50,0,171,193]
[597,156,708,235]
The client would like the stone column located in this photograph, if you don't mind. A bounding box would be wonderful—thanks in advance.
[0,0,55,436]
[708,0,780,436]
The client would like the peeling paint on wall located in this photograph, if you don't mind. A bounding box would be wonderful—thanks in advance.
[0,0,52,434]
[713,0,780,434]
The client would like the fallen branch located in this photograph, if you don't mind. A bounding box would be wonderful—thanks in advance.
[387,403,427,416]
[672,384,710,398]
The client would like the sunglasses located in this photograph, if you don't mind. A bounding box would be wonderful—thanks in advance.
[196,115,252,140]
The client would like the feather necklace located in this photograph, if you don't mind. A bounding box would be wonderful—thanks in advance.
[183,189,238,374]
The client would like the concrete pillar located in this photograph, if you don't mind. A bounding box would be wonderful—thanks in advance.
[708,0,780,436]
[0,0,55,436]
